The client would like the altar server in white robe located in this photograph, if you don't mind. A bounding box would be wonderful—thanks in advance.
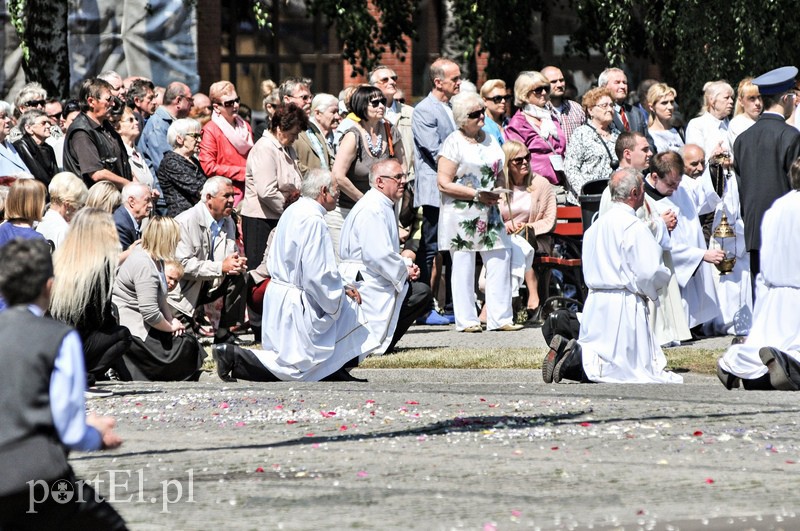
[212,169,379,382]
[599,132,690,347]
[339,158,432,355]
[542,168,683,384]
[718,159,800,391]
[644,151,724,329]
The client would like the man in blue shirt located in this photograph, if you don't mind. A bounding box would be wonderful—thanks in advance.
[0,238,126,529]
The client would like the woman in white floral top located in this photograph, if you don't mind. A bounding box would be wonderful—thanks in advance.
[436,92,522,333]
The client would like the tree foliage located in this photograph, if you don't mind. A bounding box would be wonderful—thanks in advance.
[305,0,417,76]
[568,0,800,116]
[448,0,546,84]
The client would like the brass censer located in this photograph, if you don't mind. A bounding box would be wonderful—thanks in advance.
[712,213,736,275]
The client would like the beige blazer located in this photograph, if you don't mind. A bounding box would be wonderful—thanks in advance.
[168,201,238,317]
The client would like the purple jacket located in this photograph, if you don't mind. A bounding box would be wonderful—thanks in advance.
[505,110,566,185]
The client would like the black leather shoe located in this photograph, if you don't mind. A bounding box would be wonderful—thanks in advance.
[212,344,237,382]
[552,339,577,384]
[214,332,255,347]
[321,368,368,382]
[716,363,740,390]
[759,347,799,391]
[542,335,569,383]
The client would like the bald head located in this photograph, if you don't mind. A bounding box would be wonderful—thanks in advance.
[680,144,706,178]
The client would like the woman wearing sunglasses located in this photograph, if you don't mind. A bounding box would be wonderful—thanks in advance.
[328,85,405,257]
[199,81,254,205]
[505,71,567,194]
[436,91,521,333]
[498,140,557,322]
[158,118,206,217]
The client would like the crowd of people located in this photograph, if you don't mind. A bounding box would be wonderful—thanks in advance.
[0,62,799,390]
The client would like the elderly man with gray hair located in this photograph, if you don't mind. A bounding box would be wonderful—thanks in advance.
[213,168,379,382]
[169,176,248,345]
[543,167,683,385]
[113,181,152,252]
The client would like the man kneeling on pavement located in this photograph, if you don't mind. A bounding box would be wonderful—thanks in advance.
[542,168,683,384]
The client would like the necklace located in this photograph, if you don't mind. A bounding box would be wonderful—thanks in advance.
[460,129,484,144]
[365,130,383,157]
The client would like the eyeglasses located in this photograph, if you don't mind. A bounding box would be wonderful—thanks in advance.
[486,95,511,104]
[396,98,406,104]
[186,132,203,139]
[293,93,313,102]
[220,97,240,108]
[378,75,398,84]
[34,120,51,127]
[509,154,531,165]
[370,97,388,108]
[24,99,46,108]
[48,112,62,120]
[594,102,613,109]
[466,108,485,120]
[379,173,407,181]
[529,86,550,96]
[180,94,194,104]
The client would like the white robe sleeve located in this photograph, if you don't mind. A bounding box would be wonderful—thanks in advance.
[623,222,671,301]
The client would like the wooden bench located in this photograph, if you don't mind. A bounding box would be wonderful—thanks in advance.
[534,206,587,311]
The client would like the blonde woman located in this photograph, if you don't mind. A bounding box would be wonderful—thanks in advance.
[113,216,204,381]
[36,171,88,249]
[727,78,763,146]
[685,80,735,161]
[86,180,122,213]
[50,208,131,381]
[499,140,557,318]
[0,178,47,247]
[646,83,684,153]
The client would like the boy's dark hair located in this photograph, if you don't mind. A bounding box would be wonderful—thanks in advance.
[0,238,53,306]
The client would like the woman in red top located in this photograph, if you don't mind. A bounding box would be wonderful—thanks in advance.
[199,81,254,205]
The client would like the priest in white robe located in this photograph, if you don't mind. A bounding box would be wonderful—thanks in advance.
[599,134,690,347]
[339,159,432,355]
[212,169,380,382]
[543,168,683,384]
[644,151,724,329]
[718,176,800,391]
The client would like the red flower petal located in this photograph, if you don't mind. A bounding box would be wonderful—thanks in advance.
[365,399,375,404]
[406,400,419,405]
[339,425,348,431]
[479,398,486,402]
[693,430,703,436]
[255,467,264,473]
[580,422,591,427]
[551,446,559,450]
[286,420,297,424]
[705,478,714,484]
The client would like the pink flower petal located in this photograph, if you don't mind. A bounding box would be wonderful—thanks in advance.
[356,471,368,478]
[321,411,336,418]
[511,510,522,517]
[365,399,375,404]
[483,523,497,531]
[235,421,246,427]
[274,405,284,410]
[220,402,229,409]
[255,467,264,473]
[286,420,297,424]
[705,478,714,484]
[580,422,591,427]
[305,432,314,437]
[339,425,348,431]
[406,400,419,405]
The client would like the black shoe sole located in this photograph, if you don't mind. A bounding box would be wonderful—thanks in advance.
[542,335,568,384]
[716,362,740,390]
[759,347,799,391]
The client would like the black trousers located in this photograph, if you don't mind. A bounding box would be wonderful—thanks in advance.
[0,467,127,531]
[194,274,247,330]
[750,250,760,303]
[385,280,433,354]
[241,215,278,272]
[83,323,132,377]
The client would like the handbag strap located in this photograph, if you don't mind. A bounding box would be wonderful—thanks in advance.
[383,121,395,157]
[586,123,616,163]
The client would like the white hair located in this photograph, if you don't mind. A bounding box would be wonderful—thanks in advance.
[598,67,625,88]
[121,182,150,202]
[301,169,332,199]
[311,93,338,113]
[201,176,233,199]
[450,91,484,128]
[167,118,202,148]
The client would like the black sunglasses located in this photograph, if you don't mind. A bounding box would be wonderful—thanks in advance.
[529,86,550,95]
[396,98,406,104]
[220,97,240,108]
[466,108,485,120]
[370,97,387,108]
[509,154,531,165]
[48,112,63,120]
[487,95,511,104]
[378,75,398,83]
[24,99,46,108]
